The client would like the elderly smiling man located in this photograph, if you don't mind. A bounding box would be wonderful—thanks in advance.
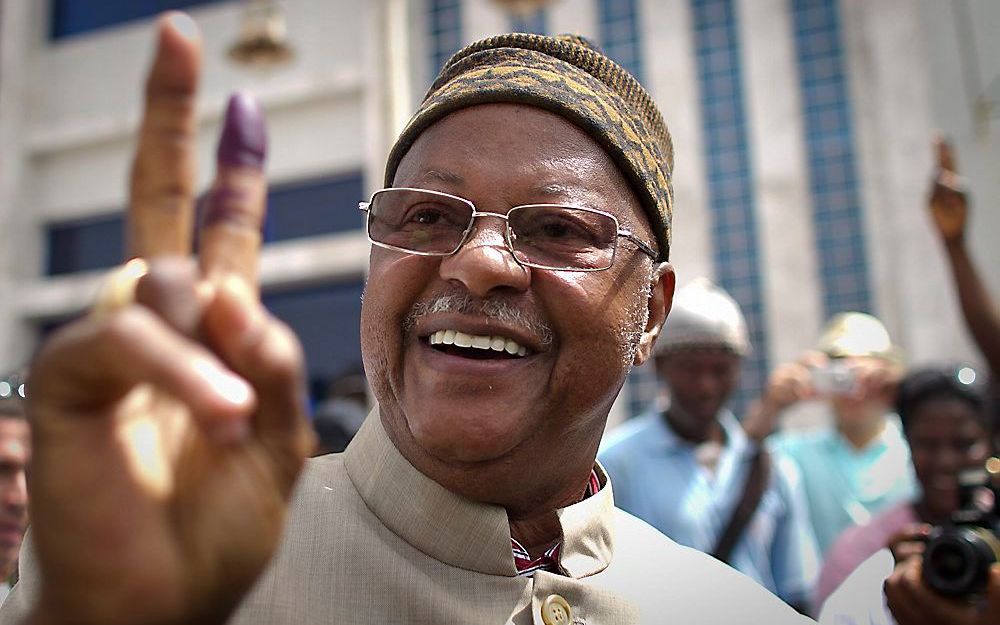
[6,13,812,625]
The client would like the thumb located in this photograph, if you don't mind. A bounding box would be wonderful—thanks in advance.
[981,565,1000,625]
[202,277,315,483]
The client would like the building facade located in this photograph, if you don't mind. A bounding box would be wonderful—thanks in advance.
[0,0,997,426]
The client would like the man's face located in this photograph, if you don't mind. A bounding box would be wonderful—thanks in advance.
[656,348,741,426]
[361,104,671,500]
[907,397,991,522]
[0,415,28,578]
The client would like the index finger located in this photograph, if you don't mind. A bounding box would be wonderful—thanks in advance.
[128,12,202,260]
[933,133,957,174]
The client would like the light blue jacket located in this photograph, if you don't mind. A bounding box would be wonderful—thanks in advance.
[768,416,917,556]
[599,410,820,606]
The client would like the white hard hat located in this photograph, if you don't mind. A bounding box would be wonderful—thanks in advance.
[655,277,750,356]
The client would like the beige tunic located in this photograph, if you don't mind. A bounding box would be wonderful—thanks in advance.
[4,414,814,624]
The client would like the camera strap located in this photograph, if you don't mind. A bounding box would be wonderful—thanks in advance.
[711,446,771,564]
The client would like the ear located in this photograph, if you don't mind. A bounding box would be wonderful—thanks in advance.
[634,262,674,366]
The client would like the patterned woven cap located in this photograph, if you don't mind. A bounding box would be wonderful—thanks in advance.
[384,33,674,261]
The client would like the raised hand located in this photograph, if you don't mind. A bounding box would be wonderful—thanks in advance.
[25,13,314,625]
[742,353,818,441]
[928,135,968,246]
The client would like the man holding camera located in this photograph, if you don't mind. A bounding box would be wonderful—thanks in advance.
[743,312,918,556]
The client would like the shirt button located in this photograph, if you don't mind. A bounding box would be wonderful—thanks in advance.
[541,594,572,625]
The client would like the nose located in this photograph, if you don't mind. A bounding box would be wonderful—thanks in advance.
[935,445,964,474]
[439,214,530,298]
[0,472,26,511]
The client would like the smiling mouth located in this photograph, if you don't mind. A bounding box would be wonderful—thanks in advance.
[426,329,529,360]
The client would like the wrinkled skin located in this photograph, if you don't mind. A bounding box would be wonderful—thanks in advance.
[361,104,674,520]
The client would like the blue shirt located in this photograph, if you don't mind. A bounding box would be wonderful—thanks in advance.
[599,411,820,606]
[768,416,917,557]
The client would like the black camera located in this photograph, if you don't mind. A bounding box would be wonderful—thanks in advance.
[922,458,1000,597]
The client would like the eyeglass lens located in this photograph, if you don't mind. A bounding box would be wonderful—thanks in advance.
[367,189,619,270]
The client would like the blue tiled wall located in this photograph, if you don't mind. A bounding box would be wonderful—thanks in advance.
[428,0,464,78]
[690,0,769,415]
[792,0,872,317]
[597,0,656,417]
[597,0,645,84]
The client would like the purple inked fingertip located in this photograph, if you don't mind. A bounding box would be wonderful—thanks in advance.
[217,91,267,169]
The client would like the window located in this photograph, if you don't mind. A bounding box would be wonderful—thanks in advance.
[428,0,463,78]
[263,280,365,394]
[45,171,364,276]
[50,0,224,40]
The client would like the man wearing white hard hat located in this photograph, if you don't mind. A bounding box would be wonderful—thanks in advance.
[600,278,819,612]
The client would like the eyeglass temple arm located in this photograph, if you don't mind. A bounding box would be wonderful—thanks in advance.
[619,229,659,261]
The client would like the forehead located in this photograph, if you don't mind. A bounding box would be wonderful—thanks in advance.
[0,418,28,459]
[908,396,986,432]
[660,347,740,367]
[393,104,645,223]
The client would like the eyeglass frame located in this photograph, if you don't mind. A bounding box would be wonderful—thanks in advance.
[357,187,659,272]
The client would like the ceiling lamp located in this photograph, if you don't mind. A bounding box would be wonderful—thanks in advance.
[228,0,294,66]
[489,0,555,17]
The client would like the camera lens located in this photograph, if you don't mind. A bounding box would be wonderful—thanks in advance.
[927,543,970,582]
[923,527,998,596]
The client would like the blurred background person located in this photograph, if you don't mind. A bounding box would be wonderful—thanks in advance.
[745,312,917,556]
[310,367,369,455]
[0,370,29,603]
[600,278,819,611]
[814,364,993,611]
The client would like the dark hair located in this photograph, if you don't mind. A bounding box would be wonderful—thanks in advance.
[895,365,988,436]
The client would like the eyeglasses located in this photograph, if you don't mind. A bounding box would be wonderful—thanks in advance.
[358,188,658,272]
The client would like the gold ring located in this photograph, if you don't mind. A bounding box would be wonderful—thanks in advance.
[90,258,149,319]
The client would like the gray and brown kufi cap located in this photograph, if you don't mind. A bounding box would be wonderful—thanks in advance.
[384,33,674,261]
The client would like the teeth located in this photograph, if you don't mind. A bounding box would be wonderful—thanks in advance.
[427,329,530,357]
[453,332,473,348]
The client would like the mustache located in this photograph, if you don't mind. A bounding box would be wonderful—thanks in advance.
[403,293,554,345]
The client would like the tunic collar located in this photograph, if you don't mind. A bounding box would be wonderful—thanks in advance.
[343,409,615,578]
